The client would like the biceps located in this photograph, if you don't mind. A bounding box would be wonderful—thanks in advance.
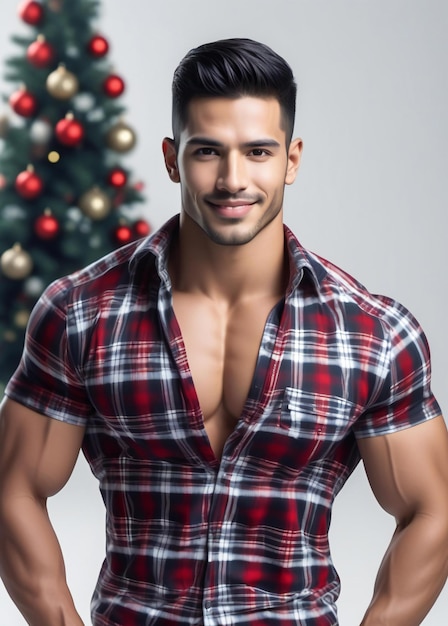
[358,416,448,520]
[0,398,85,498]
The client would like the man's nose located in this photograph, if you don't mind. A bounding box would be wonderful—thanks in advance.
[216,152,248,193]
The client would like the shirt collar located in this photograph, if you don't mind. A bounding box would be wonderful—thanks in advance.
[283,224,326,295]
[129,214,179,288]
[129,215,326,295]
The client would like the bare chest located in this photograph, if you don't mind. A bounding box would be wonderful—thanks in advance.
[172,293,278,458]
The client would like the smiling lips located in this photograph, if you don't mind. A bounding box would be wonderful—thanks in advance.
[206,197,259,219]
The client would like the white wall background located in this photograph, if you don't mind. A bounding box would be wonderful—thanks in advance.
[0,0,447,624]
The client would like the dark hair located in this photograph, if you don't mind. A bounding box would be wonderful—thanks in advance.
[171,38,297,148]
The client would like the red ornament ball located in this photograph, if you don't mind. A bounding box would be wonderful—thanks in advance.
[103,74,125,98]
[15,166,44,200]
[107,168,127,188]
[55,114,84,147]
[87,34,109,57]
[18,0,44,25]
[27,36,55,68]
[114,224,133,245]
[35,211,59,239]
[133,219,151,238]
[9,87,38,117]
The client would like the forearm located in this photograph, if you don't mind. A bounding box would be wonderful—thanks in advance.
[360,512,448,625]
[0,494,84,626]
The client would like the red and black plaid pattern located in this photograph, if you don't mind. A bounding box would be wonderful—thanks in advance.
[6,216,440,626]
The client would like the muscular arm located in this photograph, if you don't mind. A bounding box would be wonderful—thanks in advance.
[0,397,86,625]
[358,415,448,625]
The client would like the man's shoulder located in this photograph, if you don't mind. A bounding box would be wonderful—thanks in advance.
[305,249,422,339]
[44,216,179,303]
[44,238,150,302]
[285,229,413,333]
[310,251,377,304]
[285,228,385,313]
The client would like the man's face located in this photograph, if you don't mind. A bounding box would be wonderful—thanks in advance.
[163,96,302,246]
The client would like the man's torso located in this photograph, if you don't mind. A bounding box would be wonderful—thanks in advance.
[172,288,282,459]
[6,217,440,625]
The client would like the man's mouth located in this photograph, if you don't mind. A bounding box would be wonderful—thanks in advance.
[205,200,257,219]
[208,200,255,208]
[206,195,260,209]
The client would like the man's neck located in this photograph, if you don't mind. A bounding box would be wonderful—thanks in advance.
[169,213,288,304]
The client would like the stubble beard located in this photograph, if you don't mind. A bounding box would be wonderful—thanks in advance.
[203,198,284,247]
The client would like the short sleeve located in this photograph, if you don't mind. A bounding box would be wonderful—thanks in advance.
[354,296,441,438]
[5,277,92,426]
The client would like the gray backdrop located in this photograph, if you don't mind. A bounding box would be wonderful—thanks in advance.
[0,1,447,623]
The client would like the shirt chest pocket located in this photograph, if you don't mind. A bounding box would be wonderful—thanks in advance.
[243,389,360,476]
[277,387,359,464]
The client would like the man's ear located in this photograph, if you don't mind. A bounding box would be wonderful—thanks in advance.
[162,138,180,183]
[285,137,303,185]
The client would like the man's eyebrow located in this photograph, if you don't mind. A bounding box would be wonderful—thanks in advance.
[185,137,223,147]
[185,137,281,149]
[241,139,281,149]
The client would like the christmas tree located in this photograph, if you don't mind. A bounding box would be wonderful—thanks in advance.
[0,0,150,392]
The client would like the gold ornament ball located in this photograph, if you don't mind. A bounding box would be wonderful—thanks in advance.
[1,244,33,280]
[46,65,79,100]
[48,0,63,11]
[78,187,112,220]
[4,330,17,343]
[14,309,30,329]
[106,120,136,152]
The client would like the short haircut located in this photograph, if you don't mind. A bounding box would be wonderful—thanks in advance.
[171,38,297,149]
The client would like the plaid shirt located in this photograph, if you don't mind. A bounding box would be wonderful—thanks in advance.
[6,215,440,626]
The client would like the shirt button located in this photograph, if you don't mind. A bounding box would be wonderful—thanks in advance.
[204,600,212,610]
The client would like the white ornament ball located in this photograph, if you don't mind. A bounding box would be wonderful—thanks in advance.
[65,45,79,58]
[66,207,83,222]
[24,276,45,297]
[30,119,53,144]
[72,92,95,112]
[89,235,102,248]
[87,108,105,122]
[2,205,27,220]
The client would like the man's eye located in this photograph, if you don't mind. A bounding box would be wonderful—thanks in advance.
[249,149,268,157]
[196,147,217,156]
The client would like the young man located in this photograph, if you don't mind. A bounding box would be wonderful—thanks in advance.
[0,38,447,626]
